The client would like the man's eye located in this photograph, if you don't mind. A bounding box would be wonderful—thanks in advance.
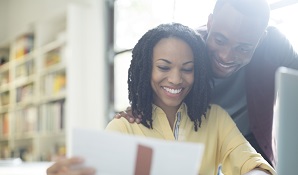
[214,37,224,45]
[238,47,253,54]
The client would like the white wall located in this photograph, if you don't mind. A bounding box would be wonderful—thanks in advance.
[2,0,89,41]
[0,0,9,42]
[65,1,109,155]
[0,0,109,130]
[66,0,109,130]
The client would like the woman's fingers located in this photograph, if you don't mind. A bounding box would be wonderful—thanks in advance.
[47,157,95,175]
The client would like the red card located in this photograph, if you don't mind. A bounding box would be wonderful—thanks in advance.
[134,144,153,175]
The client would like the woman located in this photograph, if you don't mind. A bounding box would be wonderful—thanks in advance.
[47,23,275,175]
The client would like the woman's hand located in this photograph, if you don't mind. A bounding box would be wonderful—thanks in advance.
[243,169,271,175]
[46,157,96,175]
[114,106,141,123]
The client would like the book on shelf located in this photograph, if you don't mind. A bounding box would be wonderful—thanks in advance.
[45,48,61,67]
[39,100,65,133]
[0,145,11,159]
[15,60,35,79]
[15,107,38,135]
[0,91,10,106]
[0,71,10,86]
[16,83,34,103]
[14,34,34,60]
[11,145,34,162]
[1,113,9,137]
[0,48,9,66]
[44,71,66,95]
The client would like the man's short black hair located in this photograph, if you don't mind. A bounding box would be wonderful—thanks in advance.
[213,0,270,28]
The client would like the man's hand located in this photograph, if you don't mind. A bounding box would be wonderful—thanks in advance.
[114,106,141,124]
[47,157,95,175]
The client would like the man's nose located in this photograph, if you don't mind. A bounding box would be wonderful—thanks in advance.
[218,46,235,63]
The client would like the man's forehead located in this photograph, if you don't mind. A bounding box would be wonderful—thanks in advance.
[211,4,265,44]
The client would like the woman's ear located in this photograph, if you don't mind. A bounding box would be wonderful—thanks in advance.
[207,14,213,32]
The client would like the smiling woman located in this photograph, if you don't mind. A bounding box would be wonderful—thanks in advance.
[113,0,215,113]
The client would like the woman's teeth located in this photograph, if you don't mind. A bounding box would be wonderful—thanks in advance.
[163,87,182,94]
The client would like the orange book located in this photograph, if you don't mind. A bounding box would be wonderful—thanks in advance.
[2,113,9,136]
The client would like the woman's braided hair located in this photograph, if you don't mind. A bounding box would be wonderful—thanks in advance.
[128,23,211,131]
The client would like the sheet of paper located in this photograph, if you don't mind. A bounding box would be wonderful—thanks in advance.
[71,128,204,175]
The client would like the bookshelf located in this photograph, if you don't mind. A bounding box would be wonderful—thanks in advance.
[0,0,109,162]
[0,7,67,162]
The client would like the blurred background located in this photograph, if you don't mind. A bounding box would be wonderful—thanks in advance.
[0,0,297,163]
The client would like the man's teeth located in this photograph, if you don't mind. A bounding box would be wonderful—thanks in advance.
[218,62,232,68]
[215,58,236,68]
[163,87,182,94]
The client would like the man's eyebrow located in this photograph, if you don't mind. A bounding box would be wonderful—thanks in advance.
[213,32,227,39]
[214,32,255,46]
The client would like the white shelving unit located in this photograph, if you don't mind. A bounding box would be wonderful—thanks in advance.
[0,0,109,162]
[0,12,67,161]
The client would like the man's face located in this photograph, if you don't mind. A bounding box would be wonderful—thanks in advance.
[206,4,266,78]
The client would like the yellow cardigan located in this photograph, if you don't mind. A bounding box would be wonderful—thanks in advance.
[106,104,276,175]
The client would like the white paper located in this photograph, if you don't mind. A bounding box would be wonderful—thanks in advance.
[71,128,204,175]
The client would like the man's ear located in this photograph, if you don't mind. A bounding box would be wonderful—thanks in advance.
[258,29,268,46]
[207,13,213,32]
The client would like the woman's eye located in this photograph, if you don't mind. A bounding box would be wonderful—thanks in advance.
[182,68,193,73]
[157,66,170,71]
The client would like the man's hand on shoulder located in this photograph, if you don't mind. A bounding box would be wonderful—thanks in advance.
[114,106,141,124]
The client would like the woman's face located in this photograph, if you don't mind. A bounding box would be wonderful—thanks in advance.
[151,37,194,111]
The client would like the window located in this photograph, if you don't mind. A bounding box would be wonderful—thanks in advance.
[111,0,298,113]
[113,0,215,112]
[270,2,298,51]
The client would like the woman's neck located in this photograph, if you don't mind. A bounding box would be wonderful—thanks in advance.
[156,104,180,130]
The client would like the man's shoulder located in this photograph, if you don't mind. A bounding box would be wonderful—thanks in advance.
[263,26,290,44]
[207,104,229,117]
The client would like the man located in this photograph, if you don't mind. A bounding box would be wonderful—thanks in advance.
[116,0,298,167]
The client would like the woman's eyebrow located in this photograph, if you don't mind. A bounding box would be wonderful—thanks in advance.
[156,58,171,64]
[156,59,194,65]
[183,61,194,65]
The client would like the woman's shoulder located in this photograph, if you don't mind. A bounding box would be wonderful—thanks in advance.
[106,117,145,134]
[105,118,131,132]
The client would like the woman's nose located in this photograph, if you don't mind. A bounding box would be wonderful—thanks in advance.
[168,70,182,85]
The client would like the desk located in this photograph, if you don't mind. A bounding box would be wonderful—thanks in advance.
[0,162,52,175]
